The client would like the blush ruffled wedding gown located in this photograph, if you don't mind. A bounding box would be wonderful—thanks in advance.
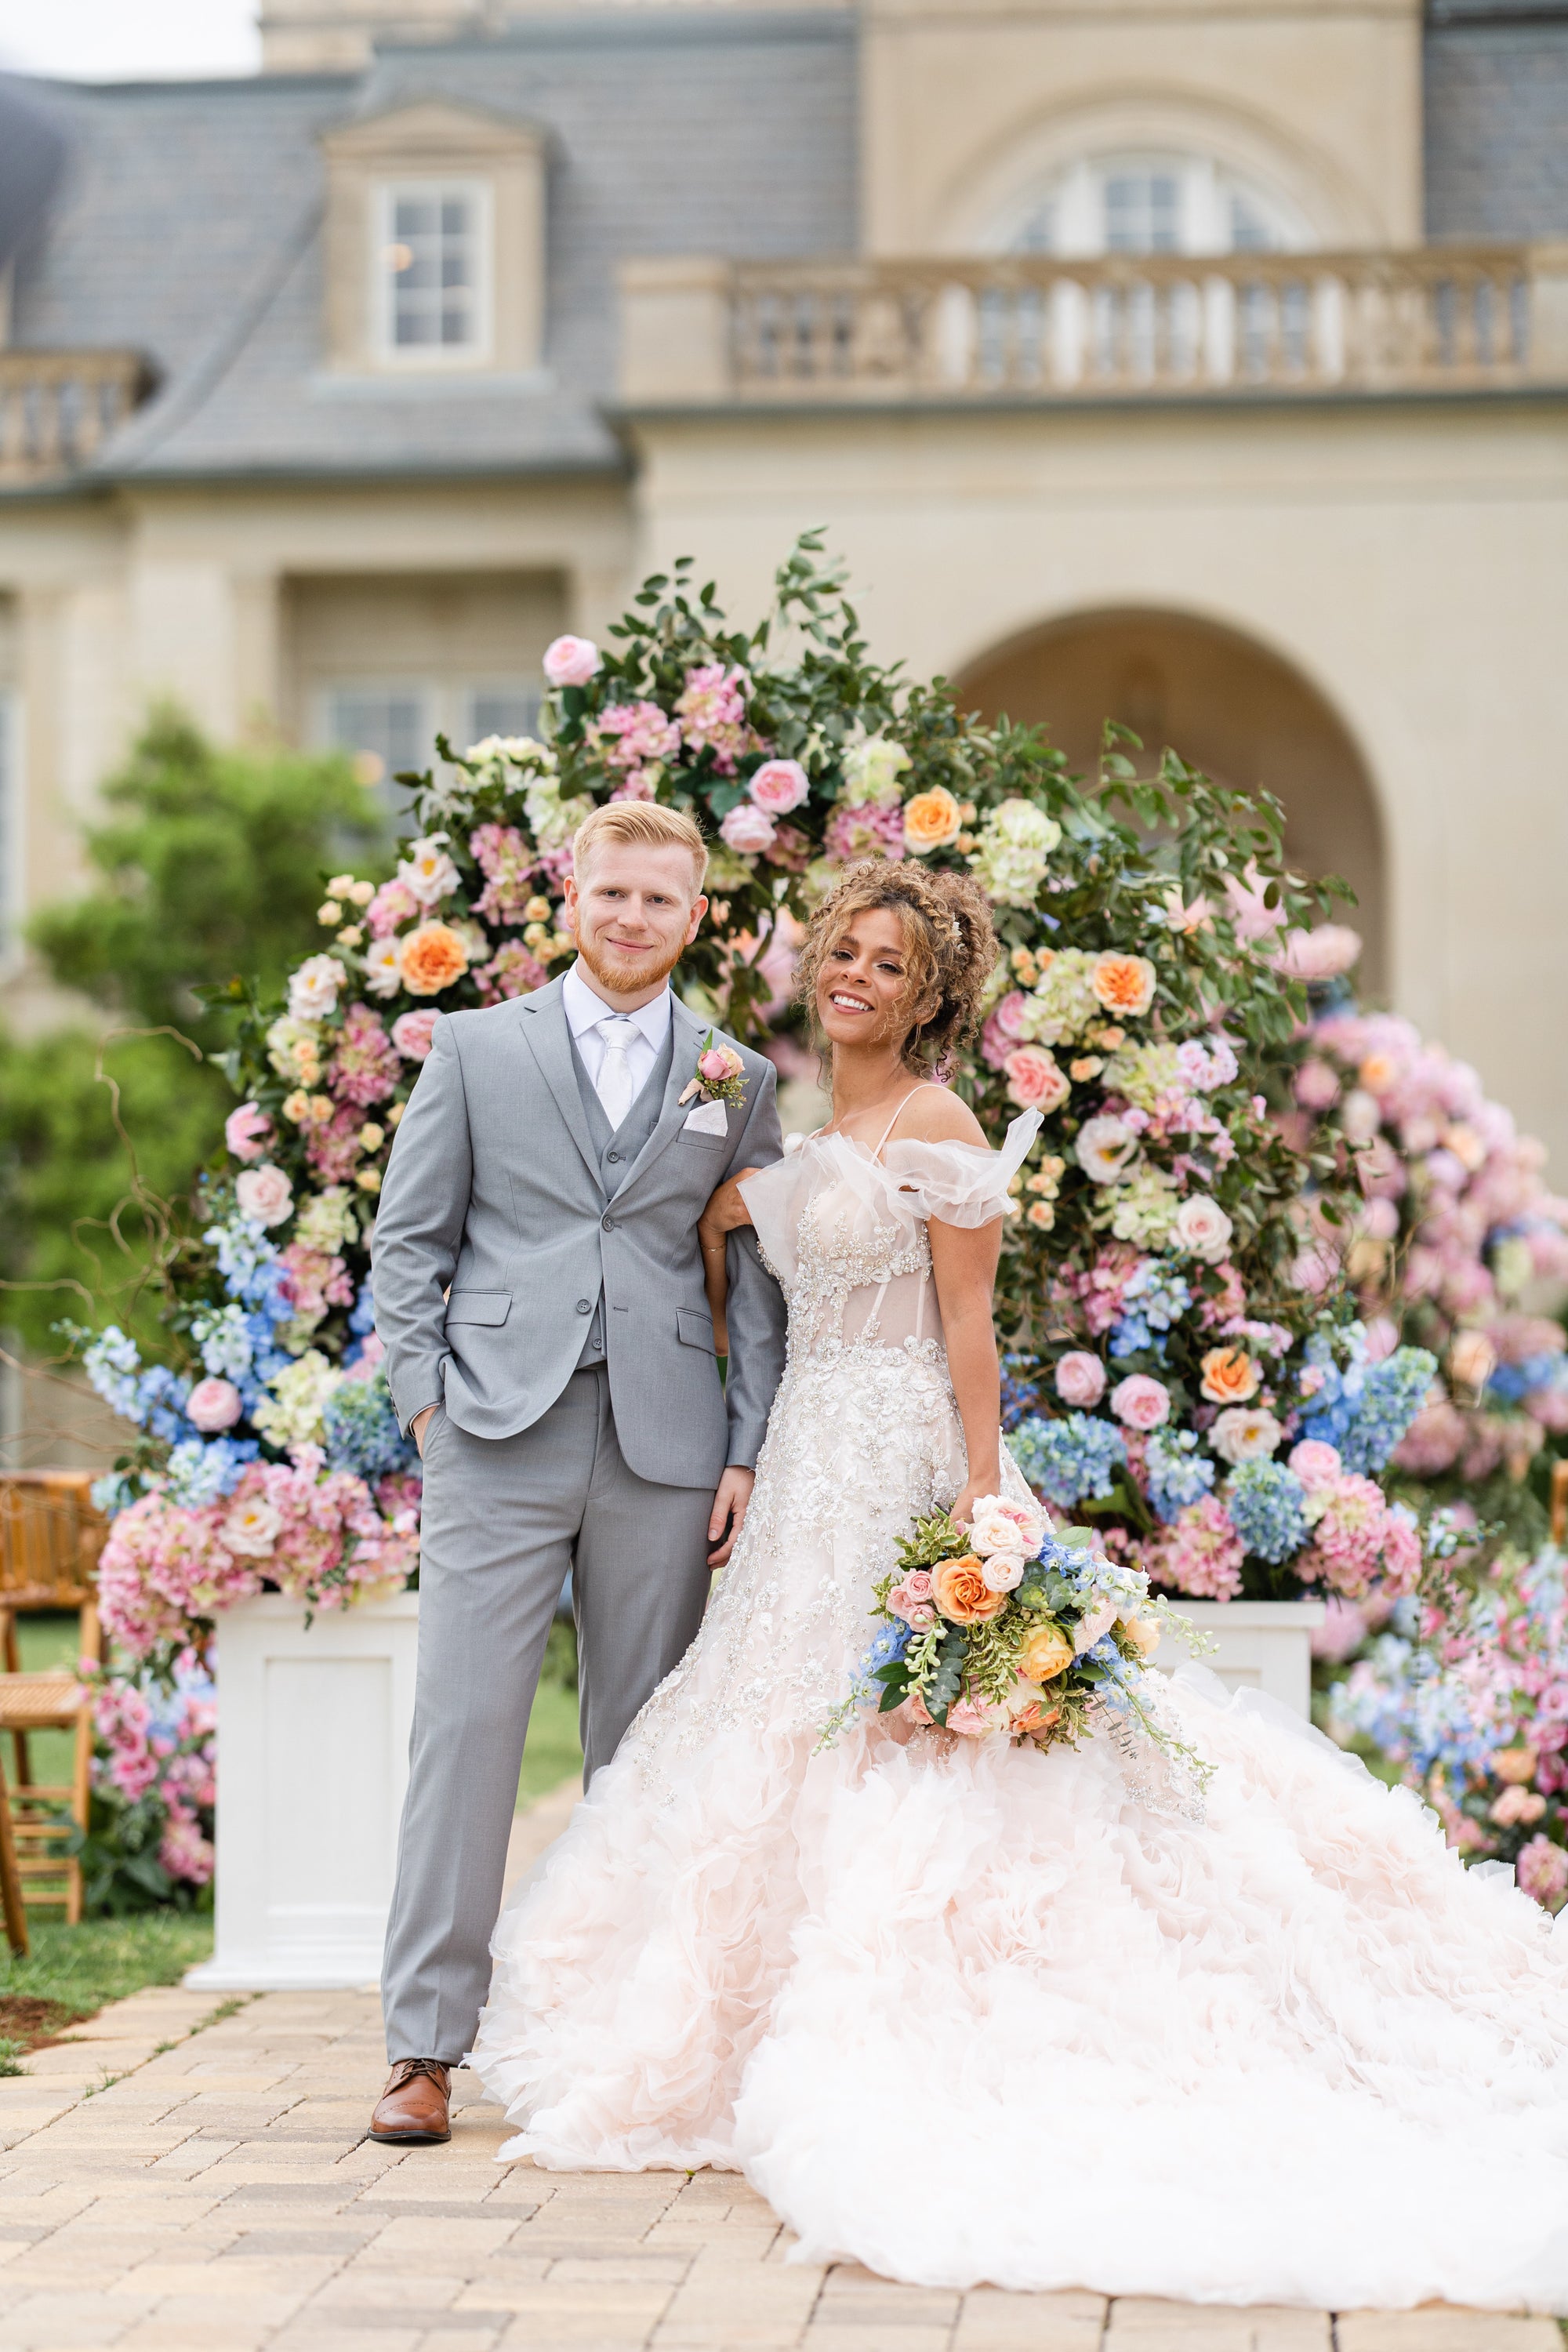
[470,1116,1568,2314]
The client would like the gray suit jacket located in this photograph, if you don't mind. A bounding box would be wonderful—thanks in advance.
[371,979,788,1489]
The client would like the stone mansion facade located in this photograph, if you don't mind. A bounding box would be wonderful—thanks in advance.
[0,0,1565,1151]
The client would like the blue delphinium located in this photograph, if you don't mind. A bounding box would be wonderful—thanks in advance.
[191,1301,254,1383]
[82,1330,197,1445]
[1109,1262,1192,1359]
[1144,1428,1216,1523]
[1226,1458,1310,1563]
[322,1372,416,1483]
[1008,1413,1127,1508]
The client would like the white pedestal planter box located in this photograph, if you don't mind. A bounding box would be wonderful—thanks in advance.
[1156,1599,1326,1719]
[186,1591,419,1993]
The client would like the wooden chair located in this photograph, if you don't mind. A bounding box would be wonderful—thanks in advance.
[1553,1458,1568,1549]
[0,1475,109,1935]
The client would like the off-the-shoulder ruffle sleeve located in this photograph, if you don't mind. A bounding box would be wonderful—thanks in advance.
[736,1149,811,1293]
[879,1108,1043,1227]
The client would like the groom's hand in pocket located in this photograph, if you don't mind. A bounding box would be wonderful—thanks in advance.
[707,1467,755,1569]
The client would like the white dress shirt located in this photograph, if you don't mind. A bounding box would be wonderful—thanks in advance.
[562,960,673,1111]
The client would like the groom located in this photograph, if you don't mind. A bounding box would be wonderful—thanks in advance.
[368,800,787,2143]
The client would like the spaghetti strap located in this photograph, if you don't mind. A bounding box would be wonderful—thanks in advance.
[871,1082,942,1162]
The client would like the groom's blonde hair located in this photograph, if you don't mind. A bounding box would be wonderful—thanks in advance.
[572,802,708,895]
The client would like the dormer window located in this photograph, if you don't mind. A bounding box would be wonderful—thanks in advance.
[379,180,492,362]
[1008,153,1304,259]
[321,101,545,379]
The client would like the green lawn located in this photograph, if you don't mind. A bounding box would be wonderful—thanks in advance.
[518,1676,583,1808]
[0,1911,214,2056]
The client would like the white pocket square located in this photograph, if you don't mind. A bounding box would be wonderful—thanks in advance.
[683,1098,729,1135]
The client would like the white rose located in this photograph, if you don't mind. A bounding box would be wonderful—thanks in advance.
[222,1497,283,1558]
[361,937,402,999]
[1340,1087,1382,1145]
[1211,1406,1283,1465]
[287,954,347,1022]
[967,1495,1027,1559]
[1073,1599,1120,1655]
[1174,1194,1234,1264]
[1075,1115,1138,1185]
[397,837,460,908]
[980,1552,1025,1594]
[235,1164,293,1227]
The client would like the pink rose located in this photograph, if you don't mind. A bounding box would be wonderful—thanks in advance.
[1174,1195,1233,1264]
[224,1102,273,1164]
[1054,1352,1107,1409]
[1287,1439,1343,1491]
[1004,1047,1069,1116]
[946,1697,1000,1739]
[720,803,777,855]
[746,759,809,816]
[235,1164,293,1228]
[904,1569,933,1602]
[392,1009,440,1062]
[543,634,601,689]
[187,1378,243,1433]
[699,1046,742,1086]
[1109,1374,1170,1431]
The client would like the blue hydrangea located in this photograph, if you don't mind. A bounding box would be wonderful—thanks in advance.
[999,1356,1042,1433]
[162,1436,260,1508]
[1298,1327,1436,1475]
[1226,1459,1310,1564]
[1330,1632,1505,1784]
[348,1279,378,1338]
[191,1302,254,1382]
[1487,1352,1568,1406]
[90,1471,136,1517]
[1109,1261,1192,1359]
[1008,1414,1127,1508]
[1144,1428,1216,1524]
[322,1374,416,1483]
[203,1217,291,1316]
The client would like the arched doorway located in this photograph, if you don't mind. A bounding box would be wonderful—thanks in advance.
[956,608,1387,999]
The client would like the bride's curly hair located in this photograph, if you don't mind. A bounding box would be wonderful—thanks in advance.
[793,859,998,1076]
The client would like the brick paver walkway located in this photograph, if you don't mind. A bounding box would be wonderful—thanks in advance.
[0,1788,1552,2350]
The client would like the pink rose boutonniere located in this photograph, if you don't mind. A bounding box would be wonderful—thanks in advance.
[679,1031,748,1112]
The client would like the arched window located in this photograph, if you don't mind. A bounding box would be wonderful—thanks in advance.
[1007,152,1304,259]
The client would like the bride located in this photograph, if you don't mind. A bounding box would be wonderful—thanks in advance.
[473,861,1568,2314]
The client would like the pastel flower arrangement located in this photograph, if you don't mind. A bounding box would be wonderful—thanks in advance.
[1276,1002,1568,1522]
[829,1490,1213,1798]
[78,1653,217,1907]
[1328,1541,1568,1911]
[74,540,1439,1695]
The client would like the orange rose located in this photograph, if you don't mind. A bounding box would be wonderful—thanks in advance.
[931,1554,1008,1625]
[1017,1622,1074,1684]
[1091,952,1156,1018]
[1494,1746,1539,1786]
[398,923,470,997]
[902,788,963,855]
[1118,1614,1161,1658]
[1200,1346,1260,1406]
[1011,1695,1062,1740]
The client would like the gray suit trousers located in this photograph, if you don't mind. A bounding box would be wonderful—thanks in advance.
[379,1368,713,2067]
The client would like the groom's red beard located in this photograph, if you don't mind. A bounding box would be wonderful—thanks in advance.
[575,930,686,997]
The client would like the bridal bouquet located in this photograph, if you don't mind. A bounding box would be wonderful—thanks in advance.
[829,1489,1213,1796]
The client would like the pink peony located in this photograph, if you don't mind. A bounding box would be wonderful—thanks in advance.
[1287,1439,1342,1490]
[1110,1374,1171,1432]
[1275,924,1363,982]
[543,634,601,688]
[1003,1047,1069,1116]
[474,943,549,1003]
[675,662,750,773]
[187,1379,243,1434]
[1054,1352,1108,1409]
[235,1164,293,1227]
[224,1102,272,1163]
[720,803,777,855]
[747,759,810,816]
[392,1009,440,1062]
[328,1003,399,1108]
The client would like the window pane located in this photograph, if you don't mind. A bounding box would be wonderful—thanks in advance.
[386,184,481,354]
[1011,200,1054,255]
[325,690,429,783]
[1104,169,1180,254]
[1229,191,1276,252]
[0,692,12,960]
[468,684,542,743]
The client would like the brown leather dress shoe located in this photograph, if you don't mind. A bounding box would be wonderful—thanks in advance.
[369,2058,452,2144]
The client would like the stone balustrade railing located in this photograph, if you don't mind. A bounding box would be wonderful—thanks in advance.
[0,350,154,484]
[619,245,1568,406]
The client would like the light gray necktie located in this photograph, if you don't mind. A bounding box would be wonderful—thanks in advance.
[596,1016,640,1131]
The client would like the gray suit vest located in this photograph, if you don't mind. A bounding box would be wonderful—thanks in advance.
[568,1022,677,1366]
